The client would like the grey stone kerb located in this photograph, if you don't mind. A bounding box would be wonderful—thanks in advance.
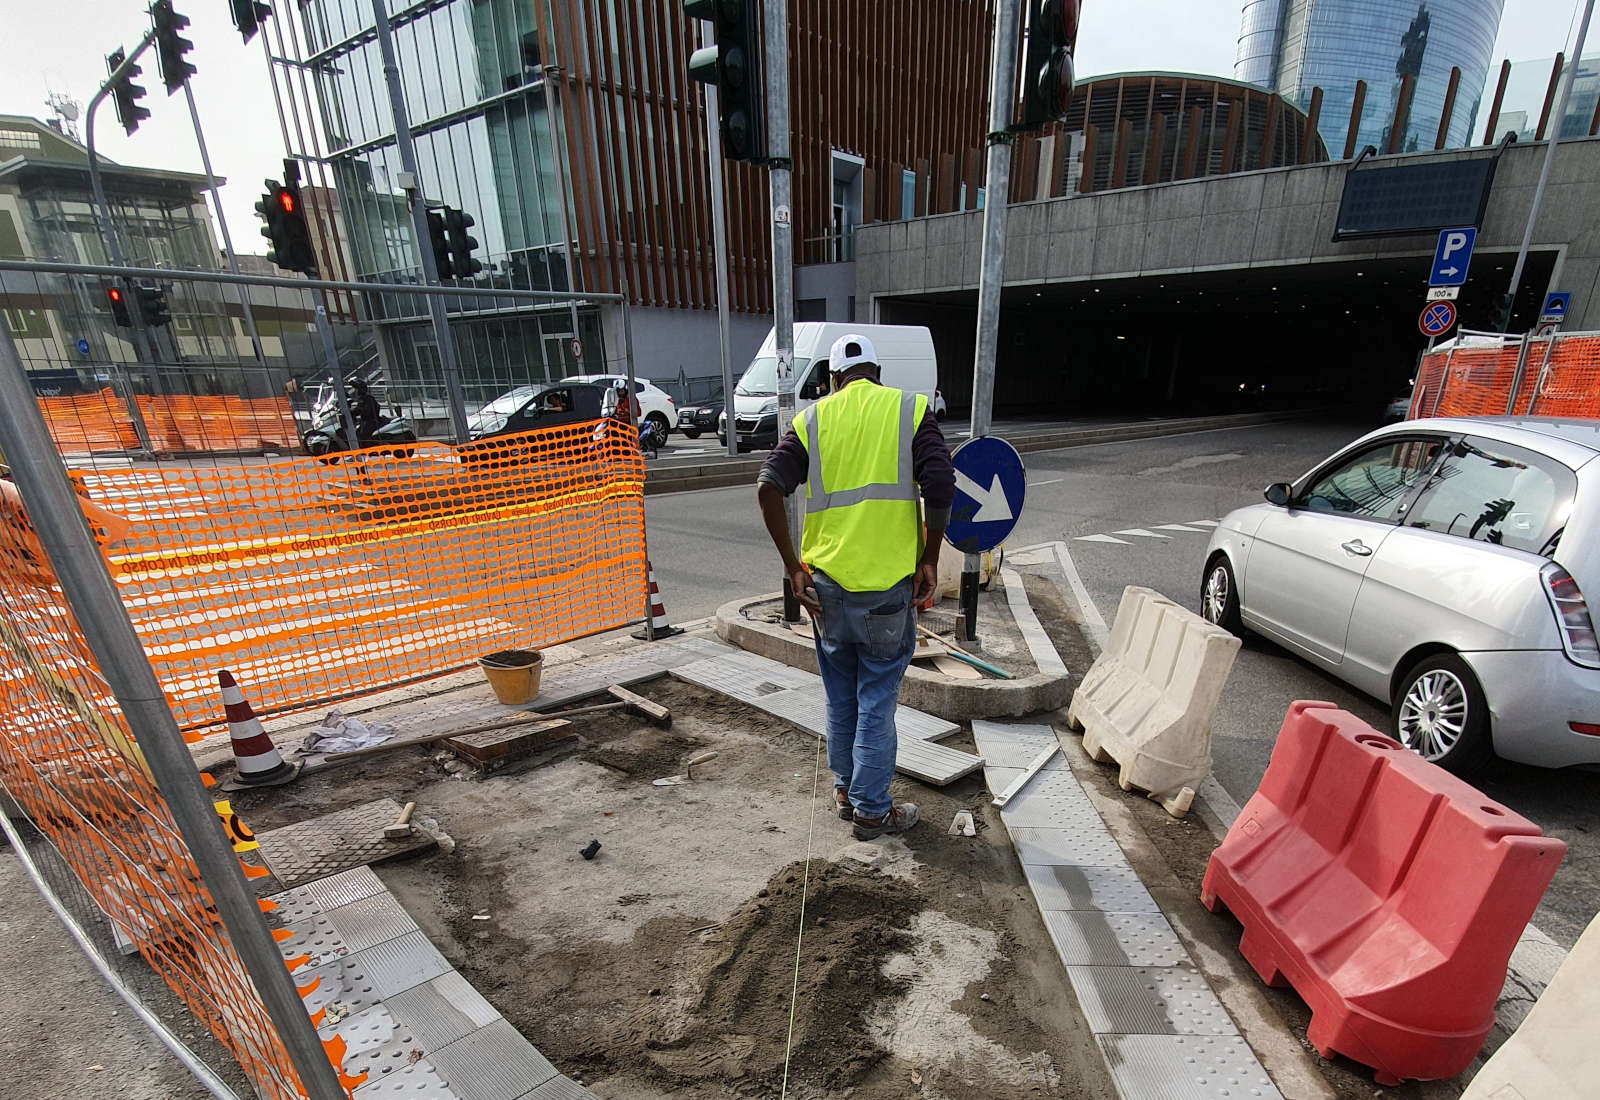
[854,138,1600,332]
[714,594,1073,720]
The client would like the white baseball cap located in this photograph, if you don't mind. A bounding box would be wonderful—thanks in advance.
[828,333,879,374]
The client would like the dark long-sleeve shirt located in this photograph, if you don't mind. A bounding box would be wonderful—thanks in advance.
[756,387,956,527]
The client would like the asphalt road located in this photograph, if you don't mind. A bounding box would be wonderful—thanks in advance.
[645,416,1600,951]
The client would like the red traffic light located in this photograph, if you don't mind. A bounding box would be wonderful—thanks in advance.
[278,191,295,214]
[108,287,122,301]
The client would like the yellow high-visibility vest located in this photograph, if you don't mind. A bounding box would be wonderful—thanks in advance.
[795,379,927,592]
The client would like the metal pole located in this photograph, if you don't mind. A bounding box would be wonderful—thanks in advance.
[699,19,739,460]
[83,35,160,453]
[368,0,471,443]
[0,325,346,1100]
[1500,0,1594,331]
[539,65,583,350]
[962,0,1022,642]
[182,81,266,367]
[313,289,359,445]
[621,283,654,641]
[766,0,801,623]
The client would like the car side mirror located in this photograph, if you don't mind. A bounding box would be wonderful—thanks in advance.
[799,379,819,400]
[1264,482,1292,507]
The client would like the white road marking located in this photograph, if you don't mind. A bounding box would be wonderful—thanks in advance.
[1028,477,1063,487]
[1154,523,1202,533]
[1115,528,1168,539]
[1051,541,1108,648]
[1075,534,1129,545]
[1189,519,1221,527]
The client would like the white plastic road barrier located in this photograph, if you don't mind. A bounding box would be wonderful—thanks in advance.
[1065,586,1240,815]
[1461,912,1600,1100]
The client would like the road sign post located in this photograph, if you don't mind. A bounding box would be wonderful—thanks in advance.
[1430,227,1477,287]
[947,437,1026,641]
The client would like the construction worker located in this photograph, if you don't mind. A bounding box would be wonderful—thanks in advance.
[756,333,954,839]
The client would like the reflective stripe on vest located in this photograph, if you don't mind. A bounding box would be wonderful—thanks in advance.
[801,389,919,514]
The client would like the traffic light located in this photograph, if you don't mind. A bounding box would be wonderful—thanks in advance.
[106,49,151,136]
[255,160,318,275]
[443,207,482,278]
[137,284,172,328]
[229,0,272,43]
[426,210,451,275]
[151,1,196,94]
[107,283,132,327]
[685,0,766,163]
[1019,0,1079,131]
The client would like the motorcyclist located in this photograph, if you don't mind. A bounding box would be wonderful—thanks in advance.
[349,379,381,440]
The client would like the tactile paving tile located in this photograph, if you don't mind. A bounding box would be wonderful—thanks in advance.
[672,655,812,699]
[1024,863,1161,913]
[257,800,437,889]
[1094,1034,1284,1100]
[1067,965,1240,1036]
[1009,825,1129,868]
[304,866,387,910]
[970,720,1068,767]
[1042,911,1189,967]
[352,1059,463,1098]
[430,1019,558,1100]
[350,931,452,998]
[277,913,351,968]
[324,893,421,954]
[386,972,502,1050]
[304,954,386,1032]
[326,1004,425,1085]
[516,1077,598,1099]
[1001,773,1104,829]
[264,886,323,927]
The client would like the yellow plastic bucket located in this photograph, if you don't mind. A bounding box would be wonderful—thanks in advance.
[478,649,543,706]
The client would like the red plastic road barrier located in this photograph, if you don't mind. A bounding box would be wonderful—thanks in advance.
[1201,701,1565,1085]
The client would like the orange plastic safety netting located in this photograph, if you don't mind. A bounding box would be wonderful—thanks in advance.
[37,389,299,455]
[1413,333,1600,420]
[73,417,648,730]
[0,481,309,1098]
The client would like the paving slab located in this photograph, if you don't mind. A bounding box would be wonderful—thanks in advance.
[256,799,437,889]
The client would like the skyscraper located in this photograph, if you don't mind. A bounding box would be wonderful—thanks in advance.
[1236,0,1505,157]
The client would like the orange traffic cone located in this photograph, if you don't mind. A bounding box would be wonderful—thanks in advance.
[219,670,299,786]
[632,561,682,640]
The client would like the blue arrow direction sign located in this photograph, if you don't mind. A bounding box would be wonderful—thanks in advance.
[946,435,1026,554]
[1430,227,1476,287]
[1541,292,1571,323]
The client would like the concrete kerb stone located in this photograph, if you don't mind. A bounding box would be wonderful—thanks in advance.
[713,592,1072,721]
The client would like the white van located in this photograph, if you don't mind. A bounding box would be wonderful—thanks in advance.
[718,323,938,450]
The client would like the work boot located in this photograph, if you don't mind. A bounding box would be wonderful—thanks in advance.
[852,802,918,840]
[835,789,853,821]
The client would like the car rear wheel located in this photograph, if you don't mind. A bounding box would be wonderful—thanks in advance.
[682,428,701,439]
[1391,654,1493,775]
[1200,555,1242,634]
[645,412,670,436]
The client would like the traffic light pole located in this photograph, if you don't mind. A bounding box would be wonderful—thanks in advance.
[312,290,359,446]
[368,0,471,443]
[696,20,739,462]
[84,31,161,454]
[182,80,267,369]
[963,0,1023,642]
[765,0,801,623]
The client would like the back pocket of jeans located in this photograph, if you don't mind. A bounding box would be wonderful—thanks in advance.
[864,601,910,660]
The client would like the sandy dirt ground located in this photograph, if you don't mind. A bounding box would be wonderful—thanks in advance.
[234,677,1117,1100]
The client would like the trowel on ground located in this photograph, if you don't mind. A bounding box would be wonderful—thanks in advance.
[653,750,718,786]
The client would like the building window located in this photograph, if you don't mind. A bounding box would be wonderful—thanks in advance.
[830,151,863,262]
[900,170,916,220]
[0,210,23,258]
[3,307,51,340]
[976,187,987,210]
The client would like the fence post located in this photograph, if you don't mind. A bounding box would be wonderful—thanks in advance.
[621,283,654,641]
[1525,332,1561,416]
[1506,332,1534,415]
[0,323,346,1100]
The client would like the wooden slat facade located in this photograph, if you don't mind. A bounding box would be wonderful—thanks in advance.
[541,0,993,313]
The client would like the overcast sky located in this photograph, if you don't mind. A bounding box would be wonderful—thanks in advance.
[0,0,1588,254]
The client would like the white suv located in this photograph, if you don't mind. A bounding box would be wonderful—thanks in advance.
[566,375,677,436]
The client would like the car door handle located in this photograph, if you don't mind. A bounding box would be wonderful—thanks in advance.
[1340,539,1373,557]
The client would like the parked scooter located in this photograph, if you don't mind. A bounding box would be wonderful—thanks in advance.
[301,390,417,461]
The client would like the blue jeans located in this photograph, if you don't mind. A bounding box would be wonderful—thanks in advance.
[810,572,917,819]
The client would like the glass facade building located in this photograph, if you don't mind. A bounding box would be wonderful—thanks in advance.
[1236,0,1505,156]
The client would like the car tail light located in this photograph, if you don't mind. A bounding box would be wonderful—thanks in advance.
[1570,722,1600,736]
[1540,563,1600,669]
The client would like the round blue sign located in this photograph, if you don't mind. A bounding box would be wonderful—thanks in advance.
[76,338,91,357]
[945,435,1026,554]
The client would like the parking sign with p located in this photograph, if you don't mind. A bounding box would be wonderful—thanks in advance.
[1431,228,1477,288]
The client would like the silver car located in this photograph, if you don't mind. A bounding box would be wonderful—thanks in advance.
[1201,417,1600,774]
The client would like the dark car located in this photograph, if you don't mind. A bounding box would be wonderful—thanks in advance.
[466,382,608,441]
[676,401,723,439]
